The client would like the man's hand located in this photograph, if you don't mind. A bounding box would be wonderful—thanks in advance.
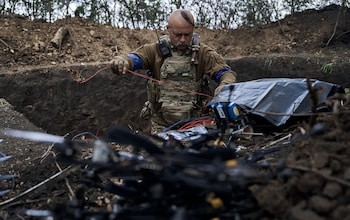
[111,56,130,74]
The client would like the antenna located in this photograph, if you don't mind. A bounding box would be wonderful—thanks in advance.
[155,30,160,43]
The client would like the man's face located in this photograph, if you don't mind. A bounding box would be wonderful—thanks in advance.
[167,22,194,51]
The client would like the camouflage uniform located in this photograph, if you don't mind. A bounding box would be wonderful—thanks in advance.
[122,35,237,133]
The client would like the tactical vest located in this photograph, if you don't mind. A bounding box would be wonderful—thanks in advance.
[158,49,197,124]
[147,35,202,126]
[160,49,196,101]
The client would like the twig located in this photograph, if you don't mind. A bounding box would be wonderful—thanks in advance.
[288,164,350,187]
[67,26,76,46]
[0,165,78,208]
[54,160,75,199]
[40,143,54,162]
[335,29,350,40]
[263,133,292,149]
[326,6,342,46]
[2,198,47,208]
[0,38,14,53]
[15,213,26,220]
[40,133,69,162]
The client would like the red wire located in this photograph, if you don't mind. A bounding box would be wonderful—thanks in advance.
[79,66,111,83]
[68,66,111,84]
[178,117,214,130]
[68,66,214,99]
[67,66,216,131]
[127,69,214,99]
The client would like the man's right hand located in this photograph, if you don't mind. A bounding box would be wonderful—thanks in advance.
[111,56,130,74]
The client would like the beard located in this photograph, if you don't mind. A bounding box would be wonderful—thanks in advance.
[174,42,190,50]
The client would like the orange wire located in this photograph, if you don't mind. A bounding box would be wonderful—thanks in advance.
[178,117,214,130]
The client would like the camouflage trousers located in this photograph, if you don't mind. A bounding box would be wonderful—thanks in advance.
[140,101,201,134]
[150,119,167,134]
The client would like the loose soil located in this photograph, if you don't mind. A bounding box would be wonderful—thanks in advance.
[1,5,350,220]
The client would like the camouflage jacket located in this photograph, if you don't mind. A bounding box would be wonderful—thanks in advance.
[124,35,237,87]
[121,34,237,126]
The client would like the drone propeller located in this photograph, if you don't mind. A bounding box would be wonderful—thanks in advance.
[1,128,65,144]
[1,128,76,157]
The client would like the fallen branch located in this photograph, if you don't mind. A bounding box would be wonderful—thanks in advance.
[337,30,350,40]
[0,38,14,53]
[0,165,78,208]
[50,25,69,51]
[55,158,75,199]
[326,6,342,46]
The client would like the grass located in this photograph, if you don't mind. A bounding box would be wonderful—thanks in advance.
[320,62,334,74]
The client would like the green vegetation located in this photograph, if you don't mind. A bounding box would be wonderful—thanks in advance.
[264,58,274,69]
[320,62,334,74]
[0,0,348,29]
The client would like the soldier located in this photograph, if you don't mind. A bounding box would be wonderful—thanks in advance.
[111,9,237,133]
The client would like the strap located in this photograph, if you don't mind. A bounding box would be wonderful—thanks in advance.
[157,36,172,58]
[191,33,200,65]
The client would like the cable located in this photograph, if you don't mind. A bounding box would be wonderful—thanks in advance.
[68,66,110,84]
[68,66,213,99]
[161,116,212,132]
[72,132,98,141]
[127,69,214,99]
[249,108,350,117]
[178,117,214,130]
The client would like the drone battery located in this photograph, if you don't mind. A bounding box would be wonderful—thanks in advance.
[213,103,226,119]
[227,102,239,120]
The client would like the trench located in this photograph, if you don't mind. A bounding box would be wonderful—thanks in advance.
[0,55,348,136]
[0,65,149,136]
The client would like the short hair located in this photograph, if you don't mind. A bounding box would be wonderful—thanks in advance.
[168,9,195,27]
